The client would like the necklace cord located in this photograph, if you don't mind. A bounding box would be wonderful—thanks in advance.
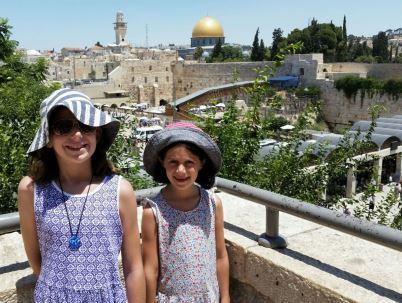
[58,175,93,237]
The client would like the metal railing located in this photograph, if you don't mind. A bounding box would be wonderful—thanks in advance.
[1,178,402,252]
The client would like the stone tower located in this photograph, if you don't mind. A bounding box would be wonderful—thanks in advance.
[114,11,127,45]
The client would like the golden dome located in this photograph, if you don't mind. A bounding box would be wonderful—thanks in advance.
[192,16,224,38]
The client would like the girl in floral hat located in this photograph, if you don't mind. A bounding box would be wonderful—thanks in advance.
[141,122,229,303]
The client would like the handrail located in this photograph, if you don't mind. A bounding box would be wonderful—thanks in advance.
[1,178,401,252]
[215,177,402,252]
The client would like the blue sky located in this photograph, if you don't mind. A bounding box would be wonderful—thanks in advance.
[2,0,402,51]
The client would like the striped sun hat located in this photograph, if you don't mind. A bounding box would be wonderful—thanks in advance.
[27,88,120,154]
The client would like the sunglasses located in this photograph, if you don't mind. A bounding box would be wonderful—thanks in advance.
[51,119,97,135]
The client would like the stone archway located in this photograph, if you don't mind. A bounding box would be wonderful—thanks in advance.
[159,99,168,106]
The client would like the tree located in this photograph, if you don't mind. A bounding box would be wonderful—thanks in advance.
[259,39,266,61]
[342,15,347,41]
[270,28,285,60]
[220,45,244,62]
[202,43,401,230]
[250,28,260,61]
[193,46,204,61]
[0,19,59,213]
[286,18,346,62]
[211,39,223,61]
[0,18,18,61]
[372,31,389,62]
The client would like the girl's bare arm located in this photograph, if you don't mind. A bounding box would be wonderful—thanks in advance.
[141,204,159,303]
[119,178,146,303]
[214,194,230,303]
[18,176,41,276]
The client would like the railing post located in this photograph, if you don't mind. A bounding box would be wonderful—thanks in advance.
[258,206,288,248]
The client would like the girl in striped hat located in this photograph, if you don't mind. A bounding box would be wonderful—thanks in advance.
[18,88,145,302]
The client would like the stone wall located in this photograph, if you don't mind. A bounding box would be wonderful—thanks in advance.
[0,232,354,303]
[279,55,402,128]
[115,59,174,106]
[309,78,402,131]
[2,188,401,302]
[172,61,273,99]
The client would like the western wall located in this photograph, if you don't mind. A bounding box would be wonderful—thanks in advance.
[171,61,272,99]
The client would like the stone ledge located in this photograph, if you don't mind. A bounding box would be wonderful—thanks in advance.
[1,191,401,303]
[219,191,402,303]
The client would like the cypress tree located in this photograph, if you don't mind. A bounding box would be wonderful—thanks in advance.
[271,28,284,60]
[211,39,222,61]
[259,39,265,61]
[251,28,260,61]
[342,15,347,41]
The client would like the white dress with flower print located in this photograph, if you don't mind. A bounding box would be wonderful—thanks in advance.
[144,188,220,303]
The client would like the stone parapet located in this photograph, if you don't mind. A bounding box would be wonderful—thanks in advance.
[219,191,402,303]
[1,191,401,302]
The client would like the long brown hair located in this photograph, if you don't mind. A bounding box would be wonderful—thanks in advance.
[28,108,116,183]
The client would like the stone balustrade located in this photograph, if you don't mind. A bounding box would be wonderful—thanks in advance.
[1,191,401,302]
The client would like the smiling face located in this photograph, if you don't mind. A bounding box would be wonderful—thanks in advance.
[47,107,100,166]
[161,143,205,192]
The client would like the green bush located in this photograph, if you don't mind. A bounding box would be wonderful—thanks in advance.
[335,75,402,100]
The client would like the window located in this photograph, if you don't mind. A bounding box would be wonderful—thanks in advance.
[166,76,169,82]
[155,76,158,82]
[149,66,152,71]
[299,68,304,75]
[132,77,135,82]
[166,67,169,71]
[145,76,147,83]
[132,67,134,72]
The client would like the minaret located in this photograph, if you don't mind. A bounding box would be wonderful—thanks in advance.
[114,11,127,45]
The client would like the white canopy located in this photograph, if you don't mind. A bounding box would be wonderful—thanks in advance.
[280,124,295,130]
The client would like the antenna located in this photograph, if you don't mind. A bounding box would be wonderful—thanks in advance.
[145,24,149,48]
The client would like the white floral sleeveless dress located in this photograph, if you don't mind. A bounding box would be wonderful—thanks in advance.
[144,187,220,302]
[33,174,127,302]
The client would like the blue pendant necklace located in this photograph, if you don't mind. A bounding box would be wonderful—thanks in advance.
[59,175,93,251]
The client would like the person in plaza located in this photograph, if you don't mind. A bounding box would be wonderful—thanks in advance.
[18,88,145,302]
[141,122,230,303]
[399,181,402,207]
[394,181,401,199]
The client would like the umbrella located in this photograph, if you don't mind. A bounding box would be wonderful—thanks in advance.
[280,124,295,130]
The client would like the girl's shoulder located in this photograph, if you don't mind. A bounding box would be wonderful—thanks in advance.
[18,176,35,194]
[202,187,221,203]
[18,176,35,212]
[142,190,162,208]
